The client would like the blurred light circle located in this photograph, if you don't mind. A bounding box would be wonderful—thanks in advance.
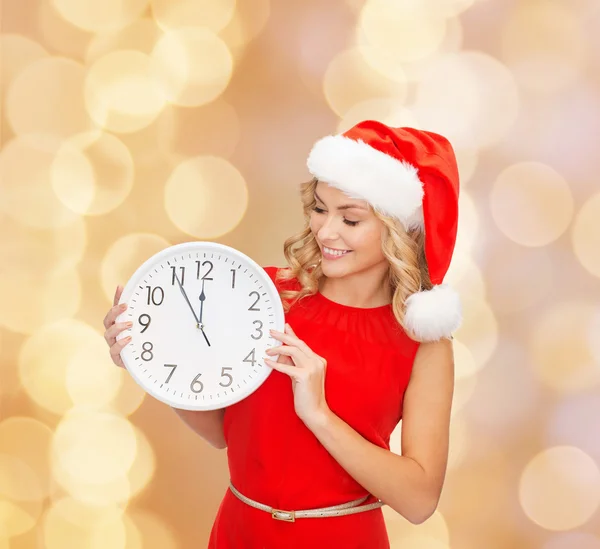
[0,497,39,539]
[150,0,236,33]
[51,0,150,33]
[0,268,81,335]
[0,215,86,277]
[383,500,449,545]
[590,309,600,366]
[485,242,553,314]
[164,156,249,238]
[6,57,94,141]
[0,454,43,536]
[413,51,519,149]
[391,538,449,549]
[446,258,486,306]
[358,0,447,63]
[43,497,127,549]
[0,34,49,96]
[491,162,574,247]
[454,338,478,380]
[519,446,600,530]
[548,394,600,462]
[0,136,80,229]
[453,190,479,269]
[422,0,475,17]
[126,509,178,549]
[501,3,586,94]
[530,302,600,393]
[572,192,600,278]
[445,416,468,469]
[85,50,167,133]
[66,342,123,410]
[86,17,162,64]
[100,233,171,303]
[219,0,271,53]
[393,16,464,84]
[51,423,154,507]
[51,132,135,216]
[151,27,233,107]
[38,1,95,59]
[0,418,54,499]
[466,338,540,437]
[453,296,499,370]
[544,532,600,549]
[108,373,148,417]
[156,100,240,160]
[18,320,103,414]
[323,48,408,118]
[337,100,418,134]
[452,366,478,413]
[52,411,137,485]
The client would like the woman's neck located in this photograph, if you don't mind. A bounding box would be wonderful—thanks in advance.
[318,266,392,308]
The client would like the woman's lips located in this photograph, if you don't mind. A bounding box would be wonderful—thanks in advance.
[322,248,352,261]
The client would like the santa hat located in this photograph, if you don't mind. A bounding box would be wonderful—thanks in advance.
[306,120,462,342]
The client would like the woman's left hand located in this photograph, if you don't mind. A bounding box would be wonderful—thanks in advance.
[265,323,331,428]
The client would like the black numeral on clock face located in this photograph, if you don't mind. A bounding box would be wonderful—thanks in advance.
[190,373,204,393]
[139,314,151,333]
[196,260,213,280]
[146,286,164,306]
[251,320,263,340]
[248,291,260,311]
[243,348,256,366]
[164,364,177,383]
[219,367,233,387]
[141,342,154,361]
[230,269,236,288]
[170,266,185,286]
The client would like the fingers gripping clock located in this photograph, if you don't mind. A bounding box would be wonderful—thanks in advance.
[115,242,285,410]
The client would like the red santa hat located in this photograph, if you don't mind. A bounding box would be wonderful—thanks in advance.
[306,120,462,342]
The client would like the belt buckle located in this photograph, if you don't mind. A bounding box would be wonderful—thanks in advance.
[271,508,296,522]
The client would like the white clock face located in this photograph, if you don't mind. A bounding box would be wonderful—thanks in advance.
[115,242,285,410]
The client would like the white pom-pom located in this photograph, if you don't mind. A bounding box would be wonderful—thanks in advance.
[404,284,462,342]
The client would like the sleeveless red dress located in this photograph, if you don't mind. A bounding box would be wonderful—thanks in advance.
[208,266,421,549]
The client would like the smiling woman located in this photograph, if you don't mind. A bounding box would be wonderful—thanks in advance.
[205,120,462,548]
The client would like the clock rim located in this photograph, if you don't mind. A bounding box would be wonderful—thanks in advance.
[115,241,285,411]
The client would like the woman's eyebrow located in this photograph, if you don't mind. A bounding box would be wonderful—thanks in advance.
[314,190,367,211]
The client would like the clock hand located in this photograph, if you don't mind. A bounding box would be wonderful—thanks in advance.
[174,272,200,324]
[200,326,211,347]
[198,279,210,346]
[198,279,206,326]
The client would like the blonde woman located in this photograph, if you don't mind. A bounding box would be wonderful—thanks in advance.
[103,120,462,548]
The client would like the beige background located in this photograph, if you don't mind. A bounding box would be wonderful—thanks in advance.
[1,0,600,548]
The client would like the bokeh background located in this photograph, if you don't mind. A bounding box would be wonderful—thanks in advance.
[1,0,600,547]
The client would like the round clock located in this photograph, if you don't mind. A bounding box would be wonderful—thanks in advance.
[115,241,285,411]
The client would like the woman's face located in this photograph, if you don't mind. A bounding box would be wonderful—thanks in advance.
[309,181,388,279]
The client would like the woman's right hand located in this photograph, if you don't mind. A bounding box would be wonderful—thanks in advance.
[103,285,133,369]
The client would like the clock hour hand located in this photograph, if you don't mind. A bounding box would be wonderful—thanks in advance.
[198,279,206,325]
[198,280,210,346]
[174,272,200,324]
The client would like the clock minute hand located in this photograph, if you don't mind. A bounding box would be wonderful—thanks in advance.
[174,273,200,324]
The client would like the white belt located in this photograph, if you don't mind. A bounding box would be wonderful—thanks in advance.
[228,481,384,522]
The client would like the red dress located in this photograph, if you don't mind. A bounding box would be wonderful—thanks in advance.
[208,266,421,549]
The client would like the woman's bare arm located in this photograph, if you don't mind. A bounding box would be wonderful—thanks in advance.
[172,408,227,450]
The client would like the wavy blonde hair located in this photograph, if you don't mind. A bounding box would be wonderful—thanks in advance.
[278,178,432,341]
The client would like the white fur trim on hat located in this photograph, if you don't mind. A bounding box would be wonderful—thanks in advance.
[403,284,462,342]
[307,134,425,231]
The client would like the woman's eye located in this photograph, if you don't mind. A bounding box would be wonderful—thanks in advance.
[312,206,359,226]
